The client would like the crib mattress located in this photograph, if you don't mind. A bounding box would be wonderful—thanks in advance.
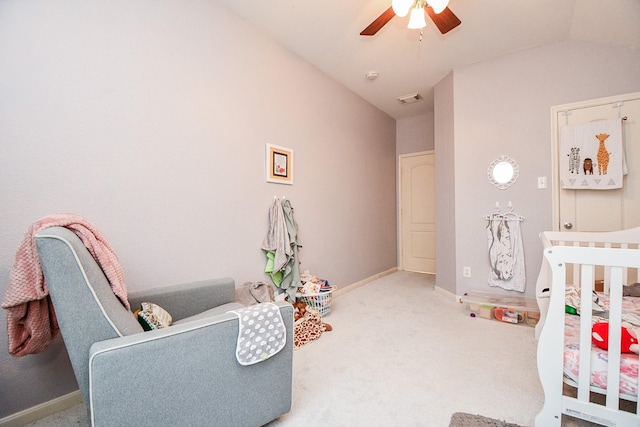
[563,293,640,397]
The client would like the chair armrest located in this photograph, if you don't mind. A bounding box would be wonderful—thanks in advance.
[127,277,235,321]
[88,301,293,427]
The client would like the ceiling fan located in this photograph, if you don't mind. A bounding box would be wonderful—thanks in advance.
[360,0,461,36]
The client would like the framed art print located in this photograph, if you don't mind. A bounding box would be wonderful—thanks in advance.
[265,143,293,185]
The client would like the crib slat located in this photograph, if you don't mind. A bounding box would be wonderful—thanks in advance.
[572,241,581,288]
[621,243,629,288]
[606,266,624,408]
[577,264,593,403]
[604,242,612,294]
[637,354,640,415]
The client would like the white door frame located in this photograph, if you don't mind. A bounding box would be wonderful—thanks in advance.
[398,150,435,271]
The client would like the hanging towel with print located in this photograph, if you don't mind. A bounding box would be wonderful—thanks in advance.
[560,118,626,190]
[487,216,525,292]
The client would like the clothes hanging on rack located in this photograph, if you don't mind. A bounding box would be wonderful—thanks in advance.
[486,206,526,292]
[262,198,302,302]
[262,198,289,282]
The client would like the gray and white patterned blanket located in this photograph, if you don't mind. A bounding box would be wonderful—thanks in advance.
[229,303,286,365]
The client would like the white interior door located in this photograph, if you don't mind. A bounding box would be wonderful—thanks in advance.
[552,92,640,233]
[400,152,435,273]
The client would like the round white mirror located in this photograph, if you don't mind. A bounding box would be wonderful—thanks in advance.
[488,155,519,189]
[493,162,514,184]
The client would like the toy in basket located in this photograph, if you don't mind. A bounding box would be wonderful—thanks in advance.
[297,273,336,317]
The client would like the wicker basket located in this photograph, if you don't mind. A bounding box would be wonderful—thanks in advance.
[297,286,336,317]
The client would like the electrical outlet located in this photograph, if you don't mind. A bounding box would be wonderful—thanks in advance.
[463,266,471,278]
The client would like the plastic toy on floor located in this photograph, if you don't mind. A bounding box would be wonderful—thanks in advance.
[592,322,639,353]
[494,307,524,323]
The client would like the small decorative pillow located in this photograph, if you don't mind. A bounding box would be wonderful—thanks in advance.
[135,302,173,331]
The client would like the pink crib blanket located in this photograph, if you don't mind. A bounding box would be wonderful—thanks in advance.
[2,213,129,356]
[563,293,640,398]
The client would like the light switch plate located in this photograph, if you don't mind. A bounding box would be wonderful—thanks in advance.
[537,176,547,189]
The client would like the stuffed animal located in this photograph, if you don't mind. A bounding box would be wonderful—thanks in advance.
[293,300,332,331]
[592,322,639,353]
[293,301,307,321]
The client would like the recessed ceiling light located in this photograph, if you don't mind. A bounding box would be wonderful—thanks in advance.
[366,71,379,80]
[397,93,423,104]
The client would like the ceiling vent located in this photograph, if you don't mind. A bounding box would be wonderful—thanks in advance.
[397,93,423,104]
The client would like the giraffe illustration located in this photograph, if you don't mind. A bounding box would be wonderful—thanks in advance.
[596,133,610,175]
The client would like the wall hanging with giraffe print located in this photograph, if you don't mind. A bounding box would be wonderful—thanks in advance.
[560,118,627,190]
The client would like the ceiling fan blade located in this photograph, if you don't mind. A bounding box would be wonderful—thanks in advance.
[360,6,395,36]
[426,7,461,34]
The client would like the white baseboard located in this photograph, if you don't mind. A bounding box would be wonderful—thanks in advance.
[333,267,398,297]
[0,390,82,427]
[434,285,459,302]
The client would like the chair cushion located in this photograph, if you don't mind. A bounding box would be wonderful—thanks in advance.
[135,302,173,330]
[172,302,244,324]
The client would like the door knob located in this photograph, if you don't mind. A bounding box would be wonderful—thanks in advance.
[563,222,573,230]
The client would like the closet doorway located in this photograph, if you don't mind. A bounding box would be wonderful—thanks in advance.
[399,151,435,273]
[552,92,640,232]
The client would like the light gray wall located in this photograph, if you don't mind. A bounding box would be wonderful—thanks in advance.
[396,112,434,156]
[435,40,640,298]
[0,1,397,417]
[434,72,456,294]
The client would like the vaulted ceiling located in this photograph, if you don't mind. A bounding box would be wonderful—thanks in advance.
[217,0,640,119]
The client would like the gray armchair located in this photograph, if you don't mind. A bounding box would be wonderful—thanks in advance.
[35,226,293,426]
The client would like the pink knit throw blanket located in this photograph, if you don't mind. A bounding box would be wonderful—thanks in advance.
[2,213,130,356]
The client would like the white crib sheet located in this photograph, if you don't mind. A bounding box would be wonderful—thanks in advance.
[563,293,640,398]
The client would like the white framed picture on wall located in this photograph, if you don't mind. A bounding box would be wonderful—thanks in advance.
[265,143,293,185]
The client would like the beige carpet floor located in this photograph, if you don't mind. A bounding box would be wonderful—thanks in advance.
[26,271,597,426]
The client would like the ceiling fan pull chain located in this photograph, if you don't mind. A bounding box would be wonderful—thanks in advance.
[419,28,424,42]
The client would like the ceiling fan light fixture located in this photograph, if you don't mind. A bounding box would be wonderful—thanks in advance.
[359,0,460,37]
[407,6,427,29]
[391,0,413,17]
[427,0,449,14]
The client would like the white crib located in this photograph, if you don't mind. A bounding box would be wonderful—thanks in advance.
[535,227,640,426]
